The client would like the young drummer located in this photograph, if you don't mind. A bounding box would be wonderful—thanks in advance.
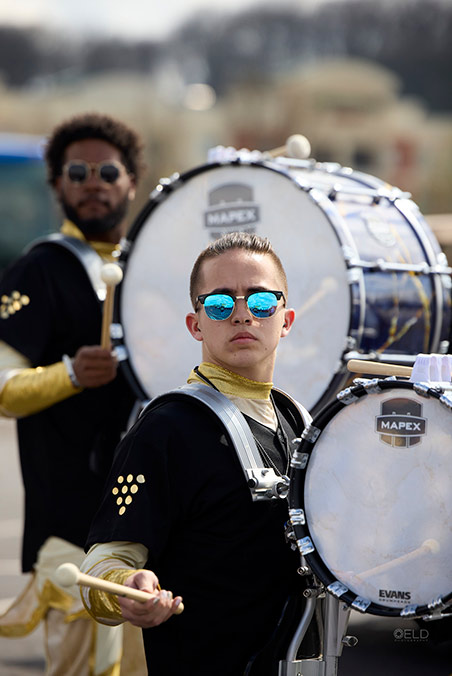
[81,232,319,675]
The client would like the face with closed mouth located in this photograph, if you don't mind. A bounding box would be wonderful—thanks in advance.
[54,138,136,243]
[186,248,295,383]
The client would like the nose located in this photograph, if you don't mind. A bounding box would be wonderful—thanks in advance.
[232,298,252,323]
[84,170,103,189]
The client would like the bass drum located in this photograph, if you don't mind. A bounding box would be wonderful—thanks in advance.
[288,379,452,617]
[112,157,451,413]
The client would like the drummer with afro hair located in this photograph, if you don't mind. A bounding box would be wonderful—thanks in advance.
[0,112,146,674]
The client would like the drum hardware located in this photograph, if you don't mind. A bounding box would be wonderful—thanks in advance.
[297,566,312,577]
[112,344,128,363]
[278,592,356,676]
[346,259,452,275]
[303,587,323,599]
[109,323,124,340]
[149,173,182,202]
[336,387,360,405]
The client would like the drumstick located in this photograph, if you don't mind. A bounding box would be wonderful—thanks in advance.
[347,359,413,378]
[100,264,123,349]
[266,134,311,159]
[55,562,184,614]
[358,539,440,581]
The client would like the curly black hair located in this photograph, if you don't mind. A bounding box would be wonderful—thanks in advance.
[44,112,145,185]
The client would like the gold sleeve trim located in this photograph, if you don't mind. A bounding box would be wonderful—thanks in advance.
[86,568,143,624]
[0,361,82,418]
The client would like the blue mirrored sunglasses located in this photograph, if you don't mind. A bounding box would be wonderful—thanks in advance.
[196,291,285,321]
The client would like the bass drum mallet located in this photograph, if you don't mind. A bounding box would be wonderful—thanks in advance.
[55,562,184,613]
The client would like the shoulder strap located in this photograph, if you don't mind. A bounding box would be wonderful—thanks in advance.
[24,234,106,300]
[272,387,312,429]
[143,382,290,502]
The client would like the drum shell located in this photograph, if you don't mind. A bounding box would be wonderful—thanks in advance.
[289,379,452,617]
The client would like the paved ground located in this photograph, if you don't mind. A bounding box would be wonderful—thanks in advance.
[0,417,451,675]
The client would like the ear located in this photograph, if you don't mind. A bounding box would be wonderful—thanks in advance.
[53,176,63,198]
[186,312,203,342]
[127,174,136,201]
[280,308,295,337]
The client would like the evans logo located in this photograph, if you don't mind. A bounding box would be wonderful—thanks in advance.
[379,589,411,603]
[375,397,427,447]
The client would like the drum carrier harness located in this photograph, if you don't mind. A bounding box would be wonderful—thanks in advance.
[141,381,311,502]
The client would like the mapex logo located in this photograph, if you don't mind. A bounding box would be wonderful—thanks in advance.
[204,183,260,237]
[375,397,427,447]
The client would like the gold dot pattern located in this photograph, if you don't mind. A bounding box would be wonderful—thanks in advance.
[0,292,30,320]
[112,473,146,515]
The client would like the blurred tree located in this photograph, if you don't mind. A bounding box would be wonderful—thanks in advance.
[0,0,451,111]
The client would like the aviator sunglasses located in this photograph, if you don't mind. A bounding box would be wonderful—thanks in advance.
[196,291,285,321]
[63,159,126,184]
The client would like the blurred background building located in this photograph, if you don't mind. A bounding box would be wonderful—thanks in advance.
[0,0,452,267]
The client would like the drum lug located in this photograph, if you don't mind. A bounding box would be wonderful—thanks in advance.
[439,392,452,410]
[303,586,323,599]
[337,387,360,405]
[297,536,315,556]
[341,635,358,648]
[110,322,124,340]
[347,267,362,285]
[427,595,448,613]
[401,604,419,618]
[297,565,312,577]
[327,581,348,599]
[289,508,306,526]
[112,345,128,362]
[290,450,310,469]
[351,596,371,613]
[301,425,321,444]
[412,382,431,398]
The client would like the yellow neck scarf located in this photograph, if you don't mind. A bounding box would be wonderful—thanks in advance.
[60,220,119,262]
[187,362,273,400]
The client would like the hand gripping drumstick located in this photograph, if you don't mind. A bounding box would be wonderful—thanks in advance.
[55,563,184,614]
[100,264,123,349]
[347,359,413,378]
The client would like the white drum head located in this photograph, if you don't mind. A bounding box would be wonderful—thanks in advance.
[119,163,350,408]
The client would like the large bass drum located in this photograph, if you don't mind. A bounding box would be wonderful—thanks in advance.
[288,378,452,617]
[112,156,451,413]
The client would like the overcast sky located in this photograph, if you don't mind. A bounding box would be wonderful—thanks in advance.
[0,0,337,40]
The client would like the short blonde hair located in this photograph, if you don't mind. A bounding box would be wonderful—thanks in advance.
[189,232,288,308]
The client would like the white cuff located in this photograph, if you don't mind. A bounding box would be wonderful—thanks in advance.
[62,354,81,388]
